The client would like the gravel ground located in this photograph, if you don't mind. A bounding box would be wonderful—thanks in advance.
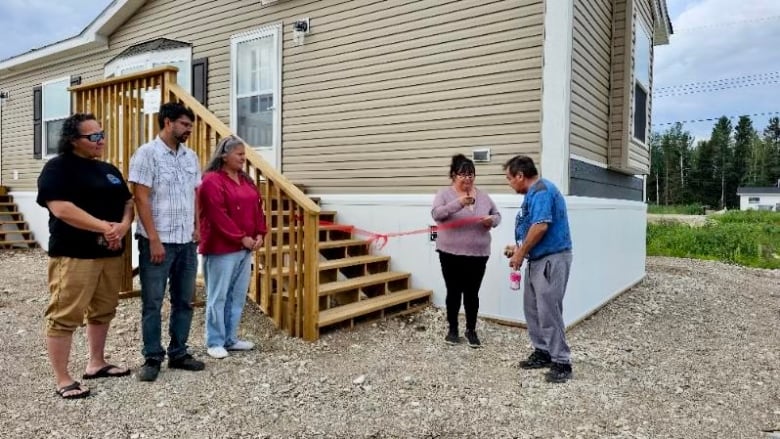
[0,249,778,439]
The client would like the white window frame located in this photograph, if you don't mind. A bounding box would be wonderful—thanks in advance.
[229,23,282,166]
[104,47,192,92]
[42,76,71,159]
[631,21,652,147]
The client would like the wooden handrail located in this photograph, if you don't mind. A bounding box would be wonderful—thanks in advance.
[70,66,322,340]
[166,82,320,214]
[70,66,181,92]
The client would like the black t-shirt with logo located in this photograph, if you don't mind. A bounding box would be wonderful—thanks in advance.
[36,152,132,258]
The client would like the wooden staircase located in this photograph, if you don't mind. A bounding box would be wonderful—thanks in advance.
[261,198,432,335]
[68,66,431,340]
[0,187,38,249]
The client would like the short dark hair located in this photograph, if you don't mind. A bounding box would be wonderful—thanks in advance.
[157,102,194,129]
[503,155,538,178]
[449,154,475,179]
[57,113,97,154]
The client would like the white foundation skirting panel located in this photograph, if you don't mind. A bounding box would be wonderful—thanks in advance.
[319,194,647,327]
[15,191,647,326]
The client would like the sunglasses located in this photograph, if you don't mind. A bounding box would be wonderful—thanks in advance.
[78,131,105,142]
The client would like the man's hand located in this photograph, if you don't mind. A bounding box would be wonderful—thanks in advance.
[252,235,264,251]
[241,236,256,250]
[509,248,525,270]
[149,238,166,264]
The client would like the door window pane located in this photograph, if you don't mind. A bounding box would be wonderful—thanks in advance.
[43,78,70,119]
[237,94,273,147]
[45,119,66,156]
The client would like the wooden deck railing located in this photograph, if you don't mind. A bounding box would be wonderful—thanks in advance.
[70,67,321,340]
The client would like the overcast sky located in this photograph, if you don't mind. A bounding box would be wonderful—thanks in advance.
[1,0,778,142]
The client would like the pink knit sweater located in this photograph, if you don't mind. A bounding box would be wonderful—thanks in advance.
[431,187,501,257]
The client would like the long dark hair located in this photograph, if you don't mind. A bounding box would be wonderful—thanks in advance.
[449,154,475,179]
[57,113,97,154]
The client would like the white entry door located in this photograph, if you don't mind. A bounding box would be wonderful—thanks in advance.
[231,24,282,169]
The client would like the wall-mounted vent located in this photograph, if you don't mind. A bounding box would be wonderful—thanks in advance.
[472,148,491,163]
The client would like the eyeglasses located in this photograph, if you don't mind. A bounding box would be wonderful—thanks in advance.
[456,173,475,179]
[78,131,105,142]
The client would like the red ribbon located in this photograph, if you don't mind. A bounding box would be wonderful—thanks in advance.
[296,215,486,249]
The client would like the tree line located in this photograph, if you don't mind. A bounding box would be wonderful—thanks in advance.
[648,116,780,209]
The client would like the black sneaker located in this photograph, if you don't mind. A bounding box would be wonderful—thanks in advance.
[444,329,460,345]
[518,349,552,369]
[137,359,161,382]
[464,330,482,348]
[545,362,573,383]
[168,354,205,371]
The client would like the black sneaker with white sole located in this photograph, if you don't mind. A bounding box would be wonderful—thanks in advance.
[464,330,482,348]
[444,329,460,345]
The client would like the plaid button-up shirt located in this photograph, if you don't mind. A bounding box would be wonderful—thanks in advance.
[129,137,201,244]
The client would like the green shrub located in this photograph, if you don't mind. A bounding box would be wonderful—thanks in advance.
[647,211,780,269]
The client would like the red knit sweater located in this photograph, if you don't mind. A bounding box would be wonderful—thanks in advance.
[197,170,267,255]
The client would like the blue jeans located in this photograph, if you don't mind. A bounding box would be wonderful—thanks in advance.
[138,237,198,361]
[203,250,252,348]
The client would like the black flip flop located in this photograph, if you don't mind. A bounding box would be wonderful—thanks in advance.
[56,381,91,399]
[82,364,131,380]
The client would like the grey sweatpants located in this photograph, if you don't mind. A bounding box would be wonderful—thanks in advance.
[524,250,572,364]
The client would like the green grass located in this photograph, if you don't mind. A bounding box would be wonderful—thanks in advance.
[647,210,780,269]
[647,204,706,215]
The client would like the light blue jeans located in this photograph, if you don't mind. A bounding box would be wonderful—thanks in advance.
[203,250,252,348]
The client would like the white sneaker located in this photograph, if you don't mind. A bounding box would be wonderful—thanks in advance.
[207,346,228,359]
[226,340,255,351]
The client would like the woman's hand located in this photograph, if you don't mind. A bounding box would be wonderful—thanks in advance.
[241,236,256,250]
[458,194,475,207]
[480,216,493,228]
[252,235,264,251]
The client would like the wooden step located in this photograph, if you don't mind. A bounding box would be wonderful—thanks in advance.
[0,229,31,235]
[0,239,37,247]
[318,271,410,297]
[0,220,26,225]
[269,238,371,253]
[262,254,391,276]
[0,202,16,208]
[318,288,431,327]
[269,223,351,234]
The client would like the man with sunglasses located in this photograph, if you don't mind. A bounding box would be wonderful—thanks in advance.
[129,102,205,382]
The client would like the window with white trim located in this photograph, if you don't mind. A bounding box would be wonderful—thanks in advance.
[42,77,71,157]
[632,23,652,145]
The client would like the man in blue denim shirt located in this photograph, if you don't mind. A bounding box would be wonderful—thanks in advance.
[504,155,573,383]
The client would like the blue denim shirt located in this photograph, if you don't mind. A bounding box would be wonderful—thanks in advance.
[514,178,572,260]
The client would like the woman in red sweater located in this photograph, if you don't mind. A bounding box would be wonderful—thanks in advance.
[198,136,266,359]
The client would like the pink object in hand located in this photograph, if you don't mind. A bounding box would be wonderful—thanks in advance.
[509,271,522,290]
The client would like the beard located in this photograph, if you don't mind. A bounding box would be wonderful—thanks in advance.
[174,131,190,144]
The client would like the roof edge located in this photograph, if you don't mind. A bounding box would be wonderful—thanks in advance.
[653,0,674,46]
[0,0,146,74]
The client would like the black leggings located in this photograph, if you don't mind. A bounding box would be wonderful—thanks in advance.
[438,251,489,332]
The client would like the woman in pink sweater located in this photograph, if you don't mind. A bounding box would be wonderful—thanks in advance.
[431,154,501,348]
[198,136,266,359]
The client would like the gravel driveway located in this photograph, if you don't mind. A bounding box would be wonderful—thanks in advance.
[0,249,778,439]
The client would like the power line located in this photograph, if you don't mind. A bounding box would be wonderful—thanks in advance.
[673,15,780,33]
[654,78,780,98]
[652,111,780,127]
[654,71,780,93]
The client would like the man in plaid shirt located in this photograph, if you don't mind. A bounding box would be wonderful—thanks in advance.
[129,102,205,382]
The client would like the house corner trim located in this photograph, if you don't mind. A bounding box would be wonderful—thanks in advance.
[541,0,574,194]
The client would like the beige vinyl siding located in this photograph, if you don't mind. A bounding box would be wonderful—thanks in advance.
[569,0,613,165]
[1,0,544,193]
[609,0,655,174]
[0,48,108,190]
[608,0,630,170]
[628,0,653,173]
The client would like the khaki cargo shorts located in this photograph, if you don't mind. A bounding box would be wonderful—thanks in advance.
[45,256,124,337]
